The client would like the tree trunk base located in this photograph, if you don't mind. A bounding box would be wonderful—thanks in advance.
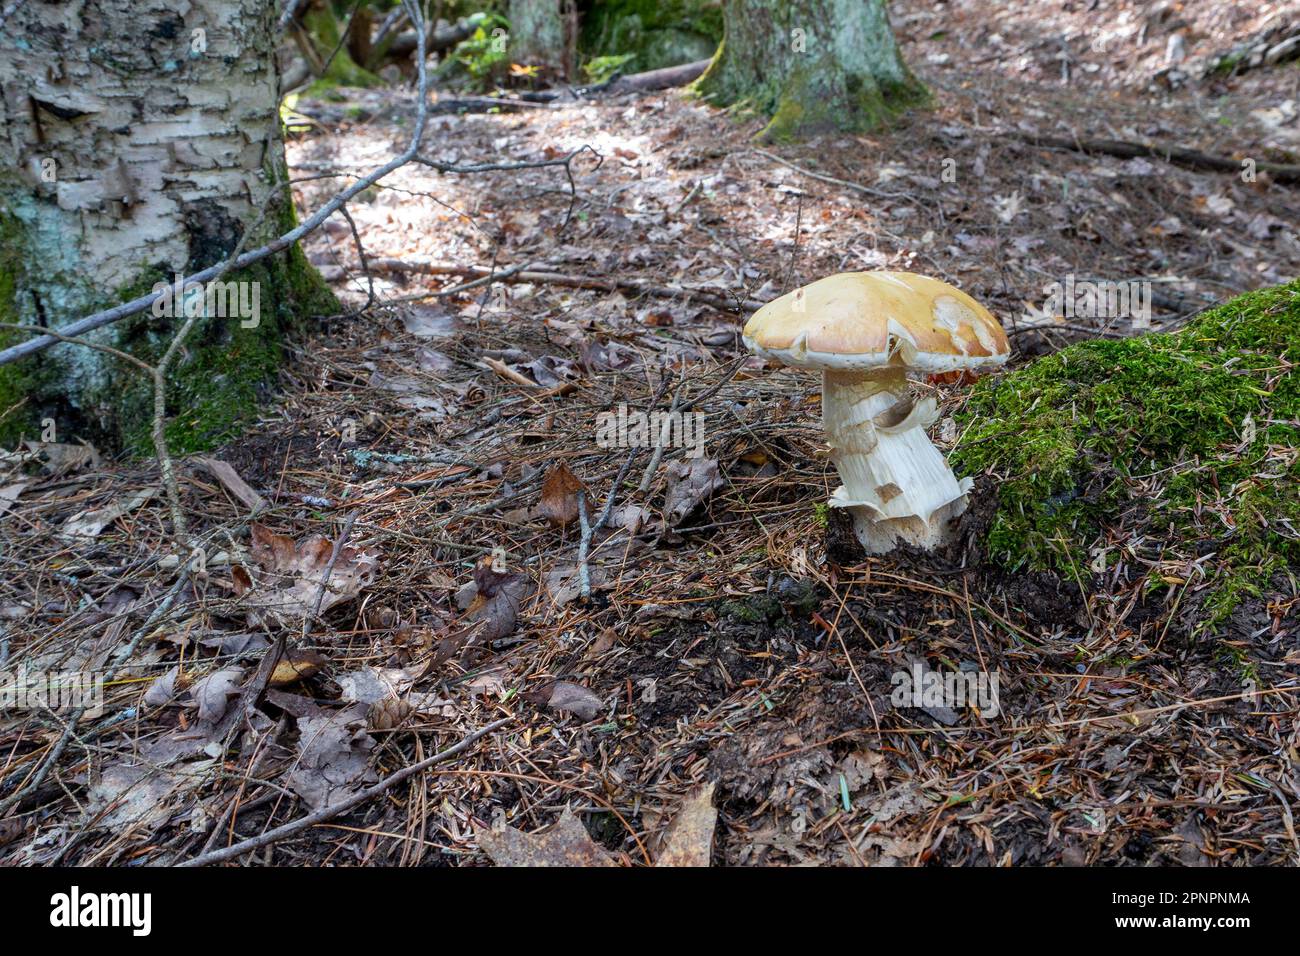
[0,0,338,455]
[692,0,928,141]
[0,188,337,455]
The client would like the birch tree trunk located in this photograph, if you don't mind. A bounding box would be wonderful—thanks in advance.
[694,0,927,141]
[0,0,336,452]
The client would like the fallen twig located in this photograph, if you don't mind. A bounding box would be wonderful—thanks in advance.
[599,450,639,530]
[576,490,593,600]
[310,510,361,619]
[366,258,766,312]
[177,717,513,866]
[750,148,909,200]
[1014,131,1300,183]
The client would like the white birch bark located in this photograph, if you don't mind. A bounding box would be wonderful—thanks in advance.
[0,0,320,445]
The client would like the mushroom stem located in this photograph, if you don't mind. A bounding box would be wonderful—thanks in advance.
[822,367,970,553]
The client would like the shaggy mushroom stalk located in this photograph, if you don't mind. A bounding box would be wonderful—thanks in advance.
[822,366,971,554]
[743,271,1010,556]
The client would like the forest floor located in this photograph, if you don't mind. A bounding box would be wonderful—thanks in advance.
[2,1,1298,865]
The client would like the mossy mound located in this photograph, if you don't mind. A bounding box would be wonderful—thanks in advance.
[108,249,336,458]
[951,281,1300,629]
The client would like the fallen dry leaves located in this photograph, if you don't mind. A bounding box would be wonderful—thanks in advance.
[230,523,380,627]
[654,783,717,867]
[60,488,156,541]
[528,680,604,721]
[268,694,379,812]
[537,461,586,526]
[461,562,528,643]
[663,458,723,526]
[476,784,718,867]
[476,807,620,867]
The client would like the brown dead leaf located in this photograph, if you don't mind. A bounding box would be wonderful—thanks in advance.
[60,488,156,541]
[464,562,527,642]
[840,749,888,793]
[537,462,586,527]
[587,627,618,657]
[26,439,100,474]
[268,649,327,688]
[866,784,931,824]
[579,337,639,373]
[610,503,655,534]
[663,458,724,526]
[427,569,457,590]
[336,664,418,704]
[527,355,579,388]
[143,665,182,707]
[638,306,674,327]
[539,680,603,721]
[232,523,380,627]
[463,669,507,697]
[0,818,25,848]
[286,703,377,811]
[0,482,28,517]
[476,807,618,867]
[87,758,217,833]
[860,832,925,866]
[190,666,245,725]
[655,783,717,867]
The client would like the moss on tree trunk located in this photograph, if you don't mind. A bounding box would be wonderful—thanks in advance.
[577,0,723,74]
[0,0,337,455]
[693,0,928,140]
[303,0,382,89]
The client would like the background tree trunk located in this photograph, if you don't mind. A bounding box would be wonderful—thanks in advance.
[347,4,374,71]
[509,0,575,79]
[301,0,381,88]
[0,0,336,453]
[694,0,927,140]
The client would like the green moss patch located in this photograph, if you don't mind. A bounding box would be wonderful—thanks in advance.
[760,68,928,142]
[0,209,32,445]
[952,281,1300,628]
[302,4,381,89]
[579,0,723,75]
[689,1,928,142]
[109,253,332,457]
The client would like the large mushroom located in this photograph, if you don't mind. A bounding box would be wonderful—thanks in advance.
[743,272,1009,554]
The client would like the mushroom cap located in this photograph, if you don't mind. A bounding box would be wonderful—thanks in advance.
[743,271,1010,372]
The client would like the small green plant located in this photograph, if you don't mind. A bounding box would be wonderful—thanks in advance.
[443,14,510,90]
[813,502,830,528]
[583,54,634,85]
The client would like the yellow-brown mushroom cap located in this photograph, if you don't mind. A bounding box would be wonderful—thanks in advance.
[743,271,1010,372]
